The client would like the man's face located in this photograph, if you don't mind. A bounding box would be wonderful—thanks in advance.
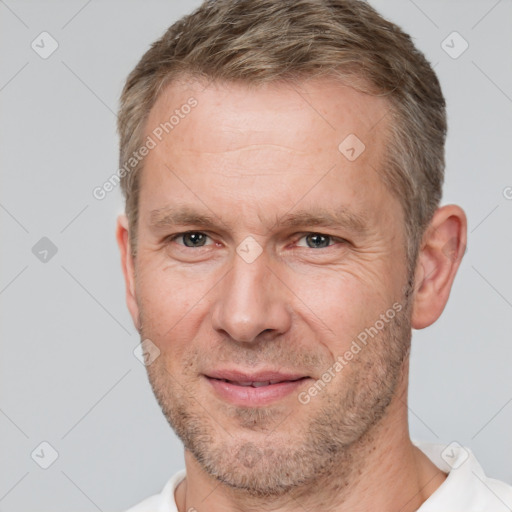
[128,77,413,495]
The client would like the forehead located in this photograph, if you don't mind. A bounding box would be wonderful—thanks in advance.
[146,76,389,157]
[139,76,400,233]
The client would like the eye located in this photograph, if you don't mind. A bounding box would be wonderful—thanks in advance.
[296,233,344,249]
[169,231,213,248]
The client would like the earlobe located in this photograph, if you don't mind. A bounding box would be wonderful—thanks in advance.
[116,214,141,332]
[411,205,467,330]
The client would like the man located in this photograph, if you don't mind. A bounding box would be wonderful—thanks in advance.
[116,0,512,510]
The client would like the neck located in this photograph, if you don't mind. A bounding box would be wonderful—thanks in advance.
[175,360,447,512]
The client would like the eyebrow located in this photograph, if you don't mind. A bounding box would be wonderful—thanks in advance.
[150,206,220,230]
[274,208,368,233]
[149,205,369,234]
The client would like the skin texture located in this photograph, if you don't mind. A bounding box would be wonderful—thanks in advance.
[117,77,467,511]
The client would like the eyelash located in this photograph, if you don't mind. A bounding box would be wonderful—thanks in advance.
[166,232,215,247]
[166,231,347,249]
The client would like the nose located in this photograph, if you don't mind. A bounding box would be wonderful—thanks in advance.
[210,250,292,343]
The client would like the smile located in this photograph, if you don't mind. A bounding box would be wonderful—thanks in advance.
[204,372,310,406]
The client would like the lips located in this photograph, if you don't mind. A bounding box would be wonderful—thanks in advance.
[217,378,302,387]
[205,369,307,385]
[211,377,303,388]
[204,370,310,406]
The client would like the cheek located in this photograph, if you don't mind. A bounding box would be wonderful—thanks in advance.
[306,283,367,337]
[290,265,399,350]
[136,263,208,344]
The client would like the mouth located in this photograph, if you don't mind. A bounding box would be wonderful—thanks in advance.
[204,370,311,406]
[213,377,305,387]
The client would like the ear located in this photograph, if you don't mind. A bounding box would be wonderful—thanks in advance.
[411,204,467,330]
[116,214,141,332]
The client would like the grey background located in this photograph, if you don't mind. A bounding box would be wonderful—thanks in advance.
[0,0,511,510]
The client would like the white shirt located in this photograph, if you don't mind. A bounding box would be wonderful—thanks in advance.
[125,440,512,511]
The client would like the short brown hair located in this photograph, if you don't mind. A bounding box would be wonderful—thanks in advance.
[117,0,446,274]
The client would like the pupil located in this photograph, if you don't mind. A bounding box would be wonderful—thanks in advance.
[184,232,206,247]
[307,234,329,248]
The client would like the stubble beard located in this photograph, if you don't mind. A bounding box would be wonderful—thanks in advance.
[143,292,413,499]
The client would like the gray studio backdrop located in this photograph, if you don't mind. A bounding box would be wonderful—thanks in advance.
[1,0,511,510]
